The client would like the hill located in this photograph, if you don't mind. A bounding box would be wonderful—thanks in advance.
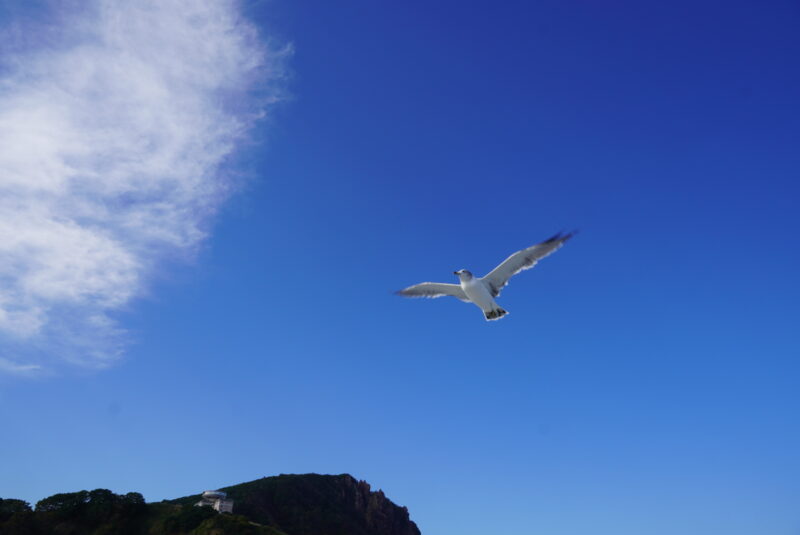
[0,473,420,535]
[172,473,420,535]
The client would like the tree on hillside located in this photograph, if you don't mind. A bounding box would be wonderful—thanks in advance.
[35,490,89,515]
[162,505,218,534]
[0,498,32,520]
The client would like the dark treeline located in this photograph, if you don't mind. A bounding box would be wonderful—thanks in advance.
[0,490,281,535]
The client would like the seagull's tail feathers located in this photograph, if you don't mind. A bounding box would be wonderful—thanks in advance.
[484,307,508,321]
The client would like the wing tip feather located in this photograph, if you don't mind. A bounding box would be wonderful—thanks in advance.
[395,288,418,298]
[545,229,579,244]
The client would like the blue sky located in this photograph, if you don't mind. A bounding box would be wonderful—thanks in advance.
[1,1,799,534]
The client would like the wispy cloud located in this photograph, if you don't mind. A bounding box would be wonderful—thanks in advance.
[0,0,287,372]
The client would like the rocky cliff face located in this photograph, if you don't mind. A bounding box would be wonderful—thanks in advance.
[175,473,420,535]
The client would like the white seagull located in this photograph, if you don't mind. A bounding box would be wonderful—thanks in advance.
[396,232,575,321]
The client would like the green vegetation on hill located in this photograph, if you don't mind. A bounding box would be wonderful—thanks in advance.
[0,490,280,535]
[0,474,419,535]
[171,473,420,535]
[1,490,149,535]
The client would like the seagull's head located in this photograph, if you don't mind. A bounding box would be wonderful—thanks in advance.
[453,269,473,281]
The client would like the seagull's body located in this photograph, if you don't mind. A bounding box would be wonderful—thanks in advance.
[396,232,574,321]
[458,271,505,319]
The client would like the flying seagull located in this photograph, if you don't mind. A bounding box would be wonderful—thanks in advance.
[396,232,575,321]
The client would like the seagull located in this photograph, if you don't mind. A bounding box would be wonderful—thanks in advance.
[396,232,575,321]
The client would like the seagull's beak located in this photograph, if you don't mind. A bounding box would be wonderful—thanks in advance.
[453,271,459,275]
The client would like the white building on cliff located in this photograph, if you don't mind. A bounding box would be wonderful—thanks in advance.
[195,490,234,513]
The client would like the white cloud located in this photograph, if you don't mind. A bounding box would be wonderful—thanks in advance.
[0,0,287,372]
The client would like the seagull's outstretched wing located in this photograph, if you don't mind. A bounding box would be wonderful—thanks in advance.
[395,282,469,302]
[481,232,575,297]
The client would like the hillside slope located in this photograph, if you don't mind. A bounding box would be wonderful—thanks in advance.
[172,473,420,535]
